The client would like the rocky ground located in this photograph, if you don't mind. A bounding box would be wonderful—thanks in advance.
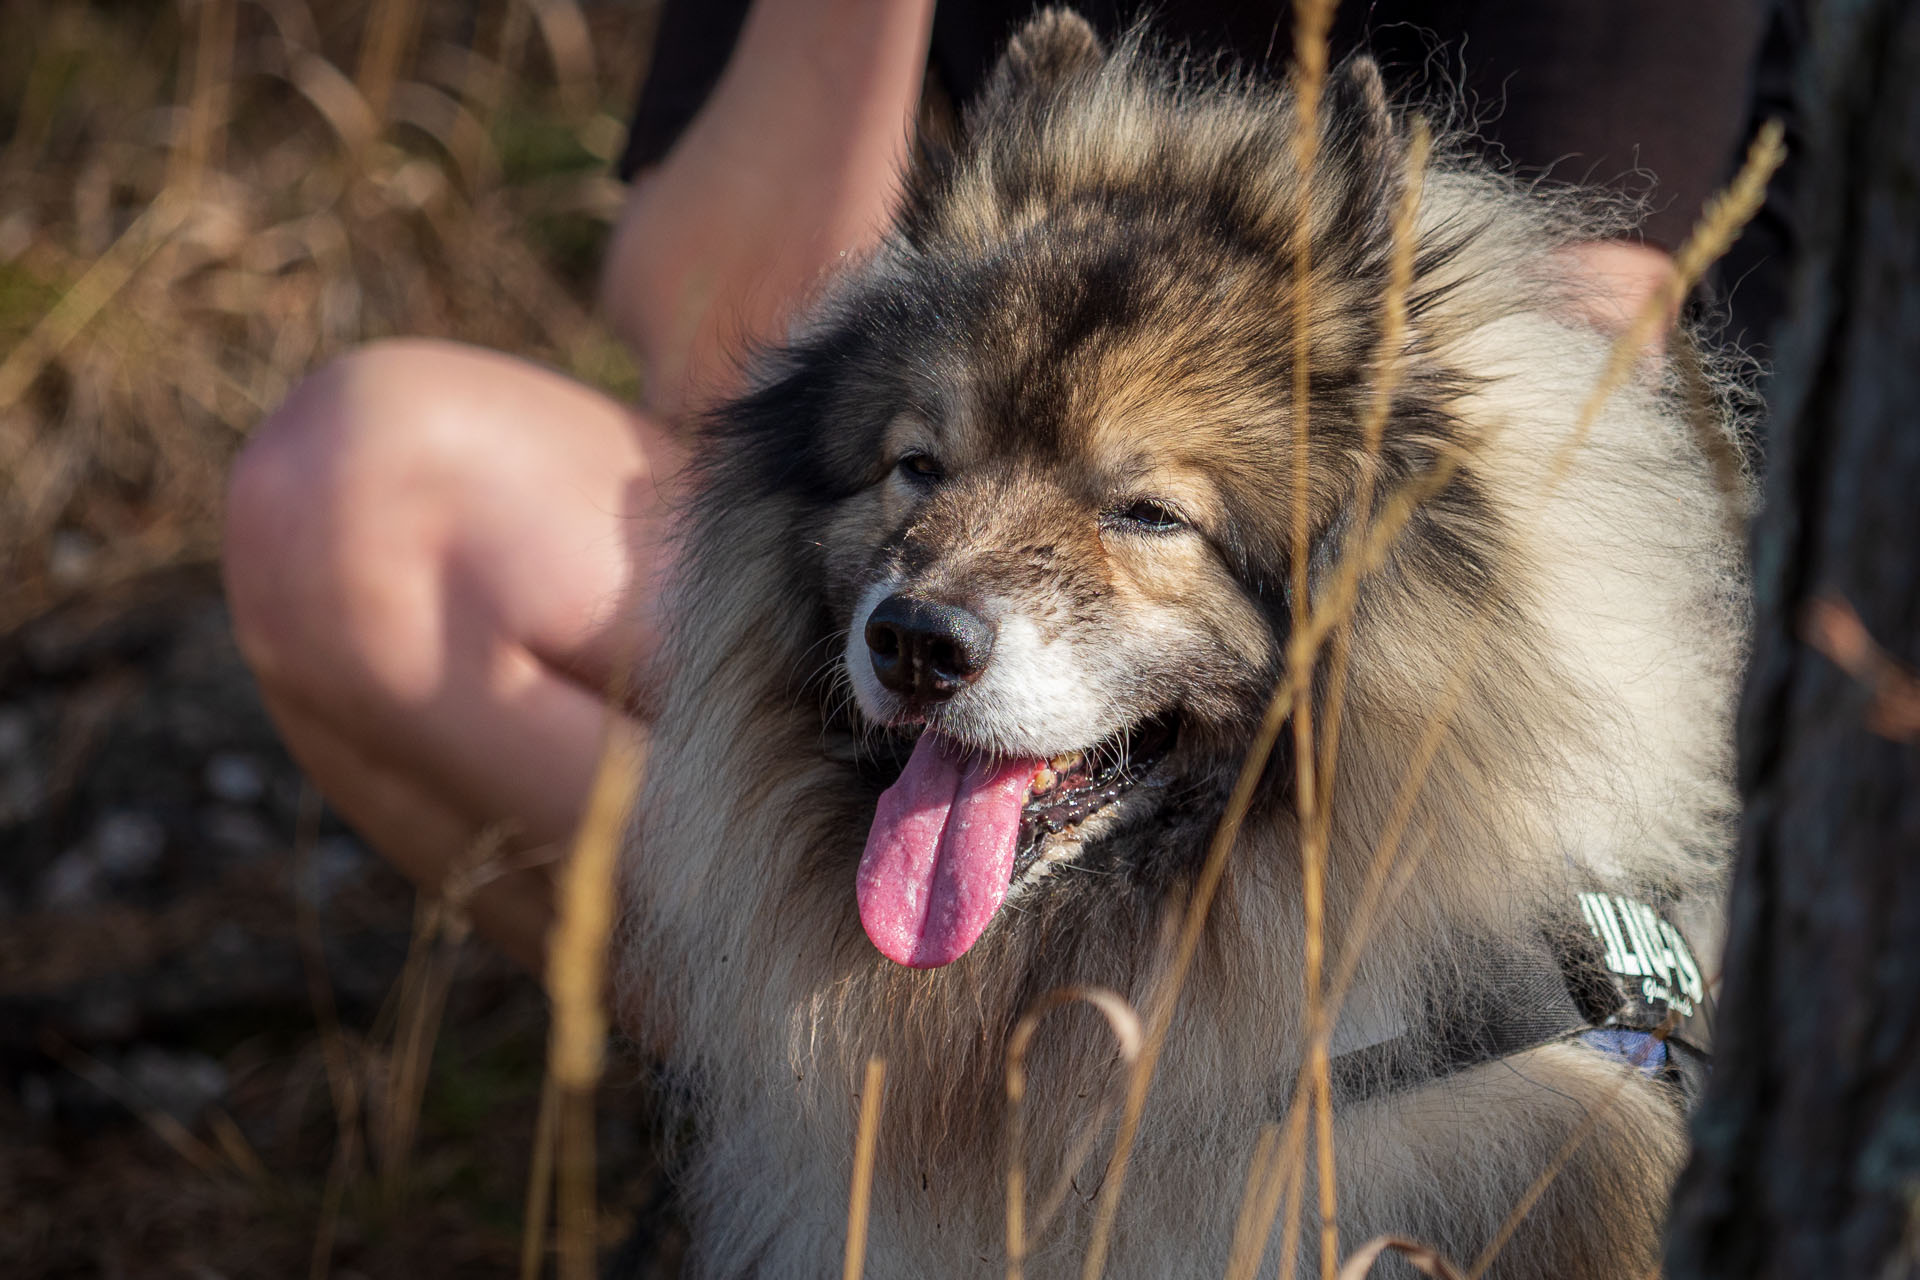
[0,571,674,1278]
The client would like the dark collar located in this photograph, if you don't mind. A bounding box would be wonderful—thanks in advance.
[1327,891,1715,1108]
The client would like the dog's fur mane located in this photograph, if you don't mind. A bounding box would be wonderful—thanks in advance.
[618,13,1745,1278]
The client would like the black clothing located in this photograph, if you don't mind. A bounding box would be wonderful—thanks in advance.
[619,1,1767,252]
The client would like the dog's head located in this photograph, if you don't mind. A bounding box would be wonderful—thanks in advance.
[691,14,1524,971]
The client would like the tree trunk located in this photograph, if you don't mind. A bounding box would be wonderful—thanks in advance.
[1665,1,1920,1276]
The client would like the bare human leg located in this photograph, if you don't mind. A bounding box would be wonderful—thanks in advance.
[224,0,935,969]
[225,340,679,971]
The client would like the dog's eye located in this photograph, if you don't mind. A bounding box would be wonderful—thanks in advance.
[895,453,945,484]
[1111,499,1187,532]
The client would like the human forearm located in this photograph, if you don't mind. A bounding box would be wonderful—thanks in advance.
[600,0,936,420]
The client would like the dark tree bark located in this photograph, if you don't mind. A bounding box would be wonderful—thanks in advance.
[1666,1,1920,1276]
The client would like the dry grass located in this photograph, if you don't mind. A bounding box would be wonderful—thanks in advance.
[1005,988,1143,1280]
[0,0,646,637]
[1804,595,1920,741]
[530,716,644,1280]
[997,105,1781,1280]
[1282,6,1342,1274]
[1193,119,1785,1280]
[36,1030,236,1178]
[3,2,660,1276]
[842,1057,888,1280]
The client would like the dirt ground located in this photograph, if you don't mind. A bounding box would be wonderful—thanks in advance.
[1,3,679,1275]
[0,573,679,1278]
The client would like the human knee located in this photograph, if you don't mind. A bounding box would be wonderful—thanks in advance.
[224,339,475,698]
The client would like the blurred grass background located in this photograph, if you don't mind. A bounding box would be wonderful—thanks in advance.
[0,2,676,1275]
[1,0,651,631]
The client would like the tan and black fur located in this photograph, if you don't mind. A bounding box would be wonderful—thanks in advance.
[619,12,1745,1278]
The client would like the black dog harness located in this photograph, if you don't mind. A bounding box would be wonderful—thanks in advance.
[1326,891,1715,1110]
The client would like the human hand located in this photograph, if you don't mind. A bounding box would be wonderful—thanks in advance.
[1557,239,1681,350]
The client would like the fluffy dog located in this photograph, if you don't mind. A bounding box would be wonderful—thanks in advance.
[619,11,1744,1278]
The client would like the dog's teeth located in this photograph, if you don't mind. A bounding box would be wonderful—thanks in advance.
[1029,766,1058,796]
[1049,752,1081,772]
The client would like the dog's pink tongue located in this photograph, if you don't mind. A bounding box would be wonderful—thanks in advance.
[857,735,1039,968]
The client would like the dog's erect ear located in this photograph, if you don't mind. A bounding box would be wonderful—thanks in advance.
[1317,56,1409,257]
[902,12,1101,244]
[977,8,1105,110]
[1324,56,1396,175]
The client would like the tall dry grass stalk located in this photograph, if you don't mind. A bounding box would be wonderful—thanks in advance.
[844,1057,889,1280]
[1074,657,1287,1280]
[1005,988,1143,1280]
[292,781,361,1280]
[1294,118,1786,684]
[356,0,424,128]
[526,717,644,1280]
[169,0,236,195]
[375,825,505,1202]
[1275,1141,1310,1280]
[1309,116,1430,824]
[206,1105,273,1182]
[1224,119,1787,1279]
[1073,11,1347,1275]
[1220,1108,1306,1280]
[1285,0,1336,607]
[557,1084,601,1280]
[469,0,537,141]
[1222,1123,1286,1280]
[524,0,602,121]
[521,1075,563,1280]
[1282,4,1342,1274]
[1237,112,1433,1280]
[1267,129,1431,1269]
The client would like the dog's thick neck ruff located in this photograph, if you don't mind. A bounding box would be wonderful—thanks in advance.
[621,11,1744,1278]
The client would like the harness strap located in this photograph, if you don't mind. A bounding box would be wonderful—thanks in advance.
[1327,891,1715,1111]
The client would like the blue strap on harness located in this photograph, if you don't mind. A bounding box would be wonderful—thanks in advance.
[1327,893,1714,1110]
[1579,1027,1669,1078]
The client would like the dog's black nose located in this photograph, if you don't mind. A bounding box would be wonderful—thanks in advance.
[865,595,994,703]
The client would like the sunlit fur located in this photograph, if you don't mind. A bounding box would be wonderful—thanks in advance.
[617,12,1745,1278]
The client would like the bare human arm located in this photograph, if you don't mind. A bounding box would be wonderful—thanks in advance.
[601,0,937,423]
